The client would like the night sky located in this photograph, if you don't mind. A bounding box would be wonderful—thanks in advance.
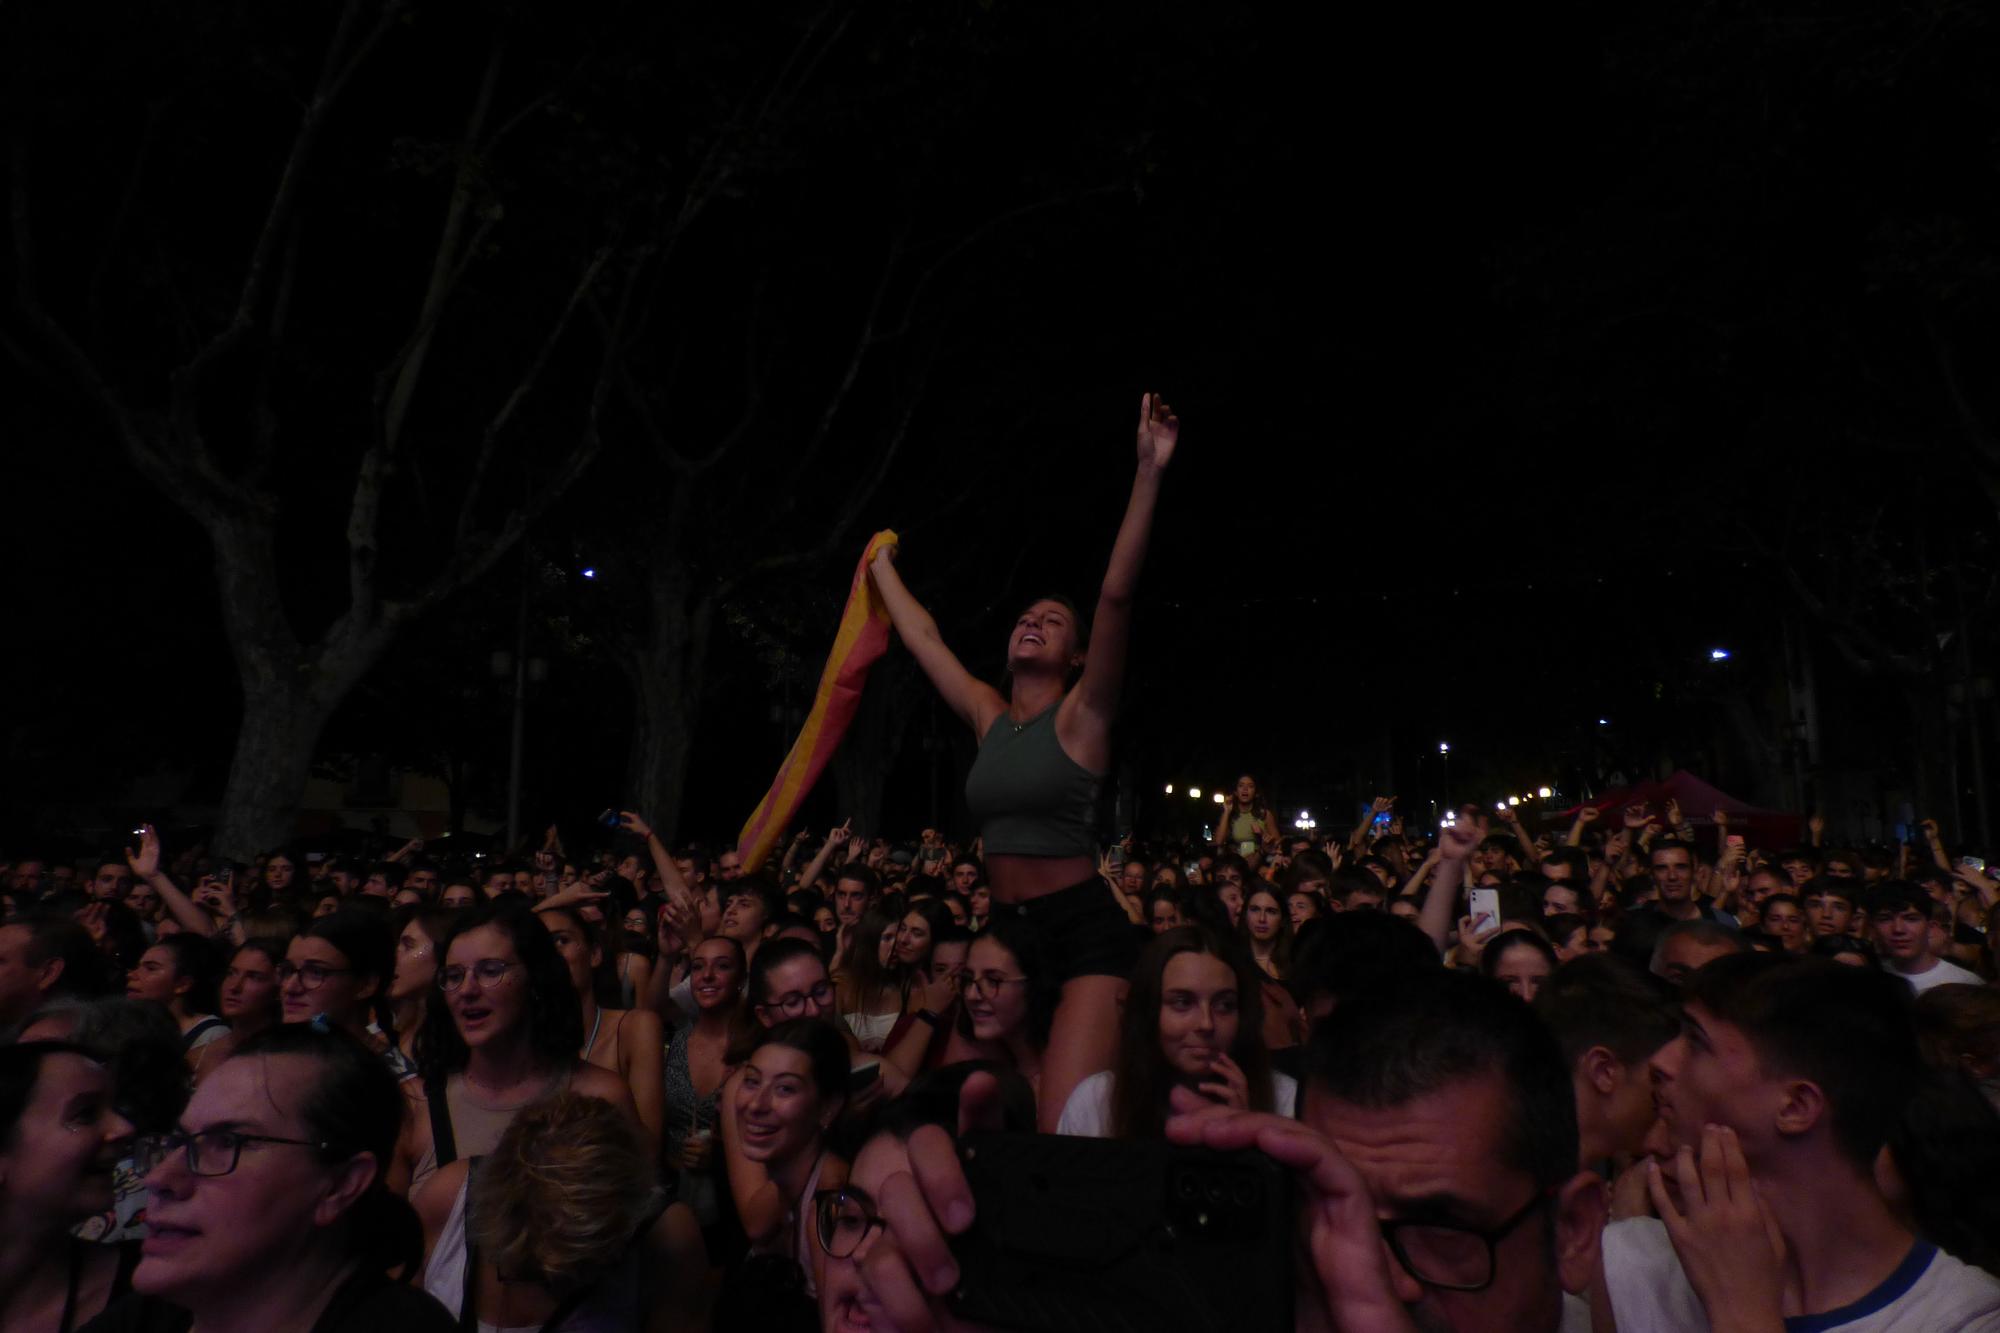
[8,1,2000,853]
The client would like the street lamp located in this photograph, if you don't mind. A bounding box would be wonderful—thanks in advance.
[1709,648,1731,662]
[1537,786,1552,799]
[1164,783,1174,795]
[1188,788,1202,800]
[1212,792,1226,805]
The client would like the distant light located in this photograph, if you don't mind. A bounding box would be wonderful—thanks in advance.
[1298,811,1311,823]
[1598,718,1609,726]
[1439,742,1451,755]
[1212,792,1226,805]
[1188,788,1202,800]
[1537,786,1552,799]
[1709,648,1730,662]
[581,567,597,580]
[1495,802,1507,812]
[1507,795,1520,807]
[1164,784,1174,795]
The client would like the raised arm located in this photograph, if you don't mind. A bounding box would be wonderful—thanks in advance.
[869,548,1006,734]
[795,820,852,894]
[1422,812,1482,956]
[126,826,217,938]
[1070,393,1178,727]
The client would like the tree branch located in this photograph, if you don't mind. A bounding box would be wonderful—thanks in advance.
[379,26,507,458]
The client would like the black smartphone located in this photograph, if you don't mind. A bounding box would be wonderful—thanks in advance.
[950,1132,1294,1332]
[597,808,622,830]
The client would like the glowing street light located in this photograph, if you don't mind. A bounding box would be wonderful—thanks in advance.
[1188,788,1202,800]
[1164,783,1174,795]
[1507,795,1520,807]
[1213,791,1226,805]
[1438,741,1451,755]
[1537,786,1552,799]
[1709,648,1731,662]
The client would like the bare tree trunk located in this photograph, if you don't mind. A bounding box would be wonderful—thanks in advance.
[215,681,332,857]
[207,512,390,858]
[623,558,714,842]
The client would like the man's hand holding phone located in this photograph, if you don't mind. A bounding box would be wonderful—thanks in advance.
[1165,1089,1418,1333]
[856,1071,1008,1333]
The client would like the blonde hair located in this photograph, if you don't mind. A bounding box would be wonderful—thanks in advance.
[468,1092,657,1294]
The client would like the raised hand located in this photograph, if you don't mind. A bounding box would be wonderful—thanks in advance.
[1135,392,1180,471]
[1438,809,1485,862]
[126,824,162,880]
[1665,798,1684,828]
[618,810,653,839]
[1369,795,1396,817]
[1575,806,1602,826]
[1623,804,1651,830]
[1807,812,1826,841]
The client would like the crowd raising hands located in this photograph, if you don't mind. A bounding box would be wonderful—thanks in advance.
[3,396,2000,1331]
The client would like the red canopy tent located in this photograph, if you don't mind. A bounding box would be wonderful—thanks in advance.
[1560,770,1802,852]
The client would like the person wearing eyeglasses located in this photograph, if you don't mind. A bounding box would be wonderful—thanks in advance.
[84,1024,455,1333]
[816,1064,1039,1333]
[0,1041,138,1333]
[856,967,1605,1333]
[391,902,637,1198]
[951,916,1059,1099]
[278,911,394,1054]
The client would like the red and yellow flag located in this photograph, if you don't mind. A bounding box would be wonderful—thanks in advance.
[736,530,900,872]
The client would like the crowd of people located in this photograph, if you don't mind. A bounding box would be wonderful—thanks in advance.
[3,395,1998,1331]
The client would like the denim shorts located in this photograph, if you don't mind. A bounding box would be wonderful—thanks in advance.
[1005,875,1148,983]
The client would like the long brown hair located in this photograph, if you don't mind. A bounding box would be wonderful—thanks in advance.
[1110,927,1273,1139]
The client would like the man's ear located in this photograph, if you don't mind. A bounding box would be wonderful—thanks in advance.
[1580,1045,1622,1097]
[36,956,66,996]
[1774,1077,1827,1140]
[1554,1170,1608,1296]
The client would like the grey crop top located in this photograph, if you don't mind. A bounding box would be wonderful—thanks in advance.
[963,703,1103,857]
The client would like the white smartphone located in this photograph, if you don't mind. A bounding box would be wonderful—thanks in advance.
[1468,888,1501,939]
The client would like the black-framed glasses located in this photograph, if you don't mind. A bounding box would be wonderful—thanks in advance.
[815,1185,886,1258]
[760,980,835,1017]
[1380,1191,1552,1292]
[274,961,352,990]
[134,1128,332,1178]
[437,958,520,992]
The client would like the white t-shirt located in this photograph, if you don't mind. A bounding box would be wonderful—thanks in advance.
[1892,956,1985,995]
[1056,1068,1298,1137]
[1603,1217,2000,1332]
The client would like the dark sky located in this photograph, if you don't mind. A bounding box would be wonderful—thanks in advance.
[8,1,1998,849]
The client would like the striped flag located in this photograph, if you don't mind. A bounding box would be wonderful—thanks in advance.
[736,530,900,872]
